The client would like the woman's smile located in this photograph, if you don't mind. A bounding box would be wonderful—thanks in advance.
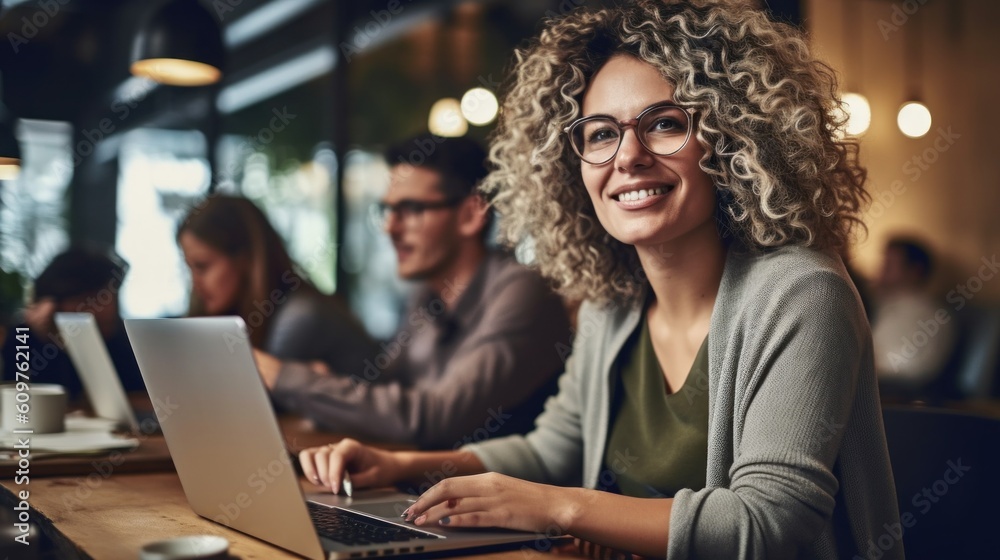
[609,183,676,209]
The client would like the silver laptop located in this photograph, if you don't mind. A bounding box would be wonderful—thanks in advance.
[54,312,143,433]
[124,316,547,560]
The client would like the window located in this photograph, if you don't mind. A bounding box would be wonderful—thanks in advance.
[0,119,72,293]
[341,149,408,338]
[115,128,209,318]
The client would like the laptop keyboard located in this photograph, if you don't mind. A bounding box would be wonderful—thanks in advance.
[307,502,441,546]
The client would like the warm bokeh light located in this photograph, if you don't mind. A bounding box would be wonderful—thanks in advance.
[460,87,499,126]
[131,58,222,87]
[897,101,932,138]
[840,92,871,137]
[428,98,468,137]
[0,157,19,181]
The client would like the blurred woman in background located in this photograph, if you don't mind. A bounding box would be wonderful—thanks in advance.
[177,194,374,375]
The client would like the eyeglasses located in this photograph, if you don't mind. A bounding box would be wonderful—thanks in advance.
[370,197,465,229]
[563,103,695,165]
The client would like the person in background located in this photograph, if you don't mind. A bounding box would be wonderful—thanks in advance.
[298,2,901,558]
[253,134,572,449]
[177,194,375,376]
[0,246,144,397]
[871,236,957,394]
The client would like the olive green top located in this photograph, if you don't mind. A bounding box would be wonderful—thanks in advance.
[604,314,709,498]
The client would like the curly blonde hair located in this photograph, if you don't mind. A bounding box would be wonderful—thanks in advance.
[482,0,868,304]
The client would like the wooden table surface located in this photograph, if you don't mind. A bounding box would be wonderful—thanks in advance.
[0,414,587,559]
[0,472,582,560]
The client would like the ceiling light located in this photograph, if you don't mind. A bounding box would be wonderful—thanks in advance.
[897,101,932,139]
[131,0,224,87]
[460,88,498,126]
[428,98,467,137]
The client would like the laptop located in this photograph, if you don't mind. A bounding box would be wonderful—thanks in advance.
[54,312,155,433]
[123,316,549,560]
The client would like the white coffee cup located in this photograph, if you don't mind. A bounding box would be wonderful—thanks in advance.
[139,535,229,560]
[1,383,67,434]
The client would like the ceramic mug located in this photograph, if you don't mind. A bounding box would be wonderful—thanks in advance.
[1,383,67,434]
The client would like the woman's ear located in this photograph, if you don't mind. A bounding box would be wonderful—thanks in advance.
[457,195,491,239]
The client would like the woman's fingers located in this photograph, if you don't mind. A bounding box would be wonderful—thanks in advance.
[433,511,492,528]
[405,476,463,521]
[325,443,349,494]
[410,496,495,527]
[298,446,335,488]
[411,496,462,525]
[298,439,361,492]
[406,474,504,522]
[298,448,320,485]
[401,473,553,533]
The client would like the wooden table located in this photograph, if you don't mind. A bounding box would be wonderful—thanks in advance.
[0,472,586,560]
[0,416,586,559]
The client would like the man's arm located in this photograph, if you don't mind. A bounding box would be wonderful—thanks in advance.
[267,273,571,448]
[263,293,377,375]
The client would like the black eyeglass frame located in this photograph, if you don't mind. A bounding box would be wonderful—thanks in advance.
[562,102,697,165]
[372,196,466,227]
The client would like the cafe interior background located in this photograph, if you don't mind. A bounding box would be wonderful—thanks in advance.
[0,0,997,380]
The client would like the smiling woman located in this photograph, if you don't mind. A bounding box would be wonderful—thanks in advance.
[297,2,900,558]
[484,0,867,306]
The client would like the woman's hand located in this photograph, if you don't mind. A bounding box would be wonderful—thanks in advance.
[298,438,403,494]
[252,349,332,389]
[405,473,674,557]
[252,348,283,389]
[402,472,580,534]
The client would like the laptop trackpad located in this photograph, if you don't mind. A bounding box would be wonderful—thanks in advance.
[348,501,412,520]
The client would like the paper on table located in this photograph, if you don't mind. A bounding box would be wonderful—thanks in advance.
[0,415,139,454]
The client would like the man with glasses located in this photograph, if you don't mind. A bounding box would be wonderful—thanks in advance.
[254,134,571,449]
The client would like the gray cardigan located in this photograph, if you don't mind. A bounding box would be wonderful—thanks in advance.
[466,246,903,559]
